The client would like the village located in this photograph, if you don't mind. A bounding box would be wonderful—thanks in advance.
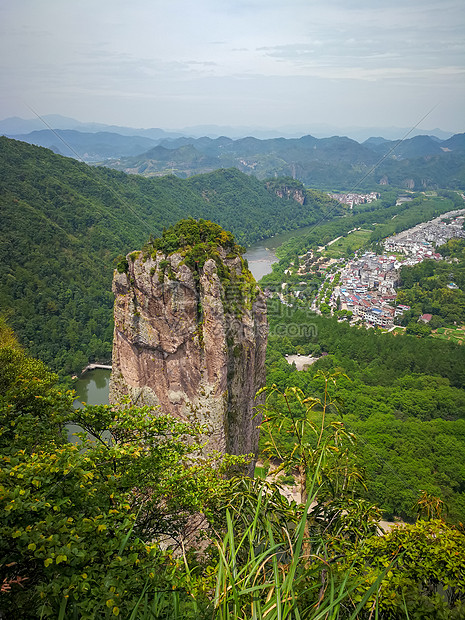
[327,191,380,208]
[287,208,465,329]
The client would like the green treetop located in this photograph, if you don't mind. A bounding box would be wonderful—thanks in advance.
[145,218,244,257]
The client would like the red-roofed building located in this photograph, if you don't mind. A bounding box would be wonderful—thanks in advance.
[419,313,433,323]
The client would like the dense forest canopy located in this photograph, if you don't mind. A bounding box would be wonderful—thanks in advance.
[2,319,465,619]
[146,217,242,256]
[264,301,465,522]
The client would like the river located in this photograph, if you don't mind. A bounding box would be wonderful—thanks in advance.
[73,367,111,408]
[244,224,315,279]
[69,368,112,441]
[244,240,279,280]
[74,225,314,402]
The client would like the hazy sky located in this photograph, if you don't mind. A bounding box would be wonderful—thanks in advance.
[1,0,464,132]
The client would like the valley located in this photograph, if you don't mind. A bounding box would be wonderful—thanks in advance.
[0,137,341,376]
[2,131,465,618]
[2,0,465,613]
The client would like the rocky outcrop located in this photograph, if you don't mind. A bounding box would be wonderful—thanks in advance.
[109,230,267,466]
[266,182,306,205]
[265,179,307,205]
[274,187,306,205]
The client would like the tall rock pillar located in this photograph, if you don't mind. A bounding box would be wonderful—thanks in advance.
[109,220,268,464]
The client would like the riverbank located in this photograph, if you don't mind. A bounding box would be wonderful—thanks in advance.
[81,363,112,375]
[245,224,319,280]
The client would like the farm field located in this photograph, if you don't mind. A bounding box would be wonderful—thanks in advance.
[323,229,372,257]
[432,326,465,344]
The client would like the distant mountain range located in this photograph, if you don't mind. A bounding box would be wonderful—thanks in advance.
[5,129,162,161]
[0,115,183,141]
[1,115,464,190]
[106,132,465,191]
[0,114,456,141]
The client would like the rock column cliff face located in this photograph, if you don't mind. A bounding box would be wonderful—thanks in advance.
[109,228,267,463]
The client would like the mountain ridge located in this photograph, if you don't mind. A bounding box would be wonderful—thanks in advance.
[106,132,465,190]
[2,116,463,190]
[0,115,456,141]
[7,129,161,160]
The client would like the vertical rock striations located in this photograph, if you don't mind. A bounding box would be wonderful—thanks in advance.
[109,219,267,464]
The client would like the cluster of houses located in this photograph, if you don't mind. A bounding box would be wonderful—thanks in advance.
[276,207,465,330]
[384,210,465,264]
[334,253,400,327]
[328,191,379,208]
[328,209,465,328]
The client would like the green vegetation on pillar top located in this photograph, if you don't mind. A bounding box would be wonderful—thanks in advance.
[141,218,255,284]
[146,218,244,256]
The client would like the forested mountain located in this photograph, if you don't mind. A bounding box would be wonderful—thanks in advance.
[366,134,445,159]
[105,132,465,190]
[0,137,338,374]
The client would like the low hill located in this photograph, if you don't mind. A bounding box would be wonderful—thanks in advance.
[0,137,338,375]
[442,133,465,153]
